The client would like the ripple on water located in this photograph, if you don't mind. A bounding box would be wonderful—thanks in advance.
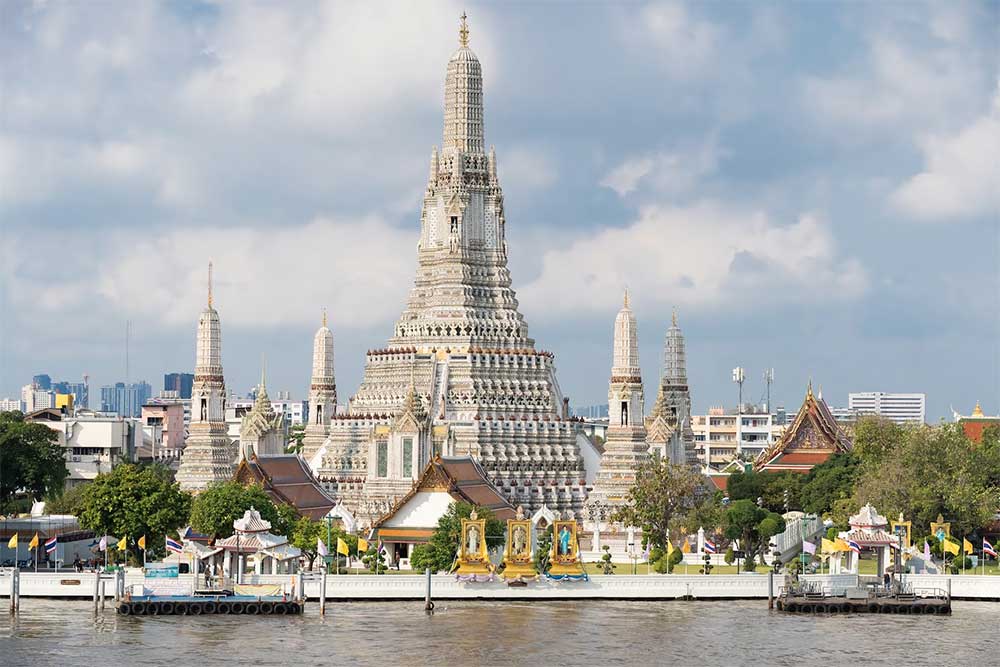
[1,600,997,666]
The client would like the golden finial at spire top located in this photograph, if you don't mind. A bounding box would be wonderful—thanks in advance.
[322,307,328,328]
[672,306,678,327]
[972,401,984,417]
[459,11,469,47]
[623,287,630,309]
[806,379,813,399]
[207,261,214,308]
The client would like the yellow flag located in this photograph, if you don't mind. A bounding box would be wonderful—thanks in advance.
[942,538,959,556]
[138,535,146,550]
[834,538,851,552]
[29,533,39,550]
[821,537,837,553]
[7,533,16,549]
[666,540,674,556]
[117,536,127,551]
[357,538,368,553]
[963,538,974,554]
[681,539,691,553]
[336,537,349,556]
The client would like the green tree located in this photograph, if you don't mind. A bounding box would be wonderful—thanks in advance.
[722,499,785,569]
[852,416,907,466]
[725,469,764,504]
[45,482,89,515]
[289,516,326,569]
[799,454,859,516]
[77,464,191,561]
[362,543,387,574]
[613,459,704,550]
[534,525,553,574]
[188,481,292,538]
[0,411,69,510]
[286,424,306,454]
[409,501,504,573]
[598,545,615,574]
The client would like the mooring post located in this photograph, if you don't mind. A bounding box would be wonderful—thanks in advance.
[319,570,327,616]
[425,568,433,613]
[93,571,100,613]
[100,579,107,611]
[946,577,951,603]
[768,571,774,609]
[10,569,19,614]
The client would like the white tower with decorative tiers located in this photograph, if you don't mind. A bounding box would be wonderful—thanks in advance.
[587,291,650,507]
[302,310,337,461]
[310,15,587,524]
[646,309,697,466]
[177,263,236,491]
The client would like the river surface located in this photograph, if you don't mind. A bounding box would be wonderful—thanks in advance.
[1,600,996,666]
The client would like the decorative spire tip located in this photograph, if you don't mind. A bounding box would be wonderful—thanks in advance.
[322,307,328,328]
[623,287,630,309]
[672,306,677,327]
[207,261,214,308]
[459,11,469,47]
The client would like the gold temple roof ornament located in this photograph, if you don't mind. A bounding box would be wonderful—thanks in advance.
[459,11,469,47]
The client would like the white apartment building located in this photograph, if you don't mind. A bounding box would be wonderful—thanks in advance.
[0,398,25,412]
[230,394,307,426]
[21,384,55,412]
[29,411,142,487]
[692,406,786,468]
[848,392,926,424]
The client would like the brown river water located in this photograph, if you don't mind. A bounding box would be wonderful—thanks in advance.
[1,599,996,666]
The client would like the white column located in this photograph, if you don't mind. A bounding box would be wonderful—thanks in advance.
[697,527,705,554]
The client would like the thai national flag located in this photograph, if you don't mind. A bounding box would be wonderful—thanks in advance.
[848,539,861,554]
[704,539,717,554]
[165,536,184,554]
[984,539,998,558]
[45,536,58,554]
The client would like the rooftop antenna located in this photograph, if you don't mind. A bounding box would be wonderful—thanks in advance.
[763,368,774,413]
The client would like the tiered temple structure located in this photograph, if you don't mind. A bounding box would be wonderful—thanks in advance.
[309,16,588,525]
[302,310,337,461]
[755,382,853,473]
[586,291,649,508]
[646,309,697,465]
[238,368,286,461]
[177,263,236,491]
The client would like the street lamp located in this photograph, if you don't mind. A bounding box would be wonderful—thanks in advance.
[732,367,745,456]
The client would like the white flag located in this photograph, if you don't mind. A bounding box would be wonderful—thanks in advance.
[317,538,328,557]
[99,535,107,552]
[802,540,816,555]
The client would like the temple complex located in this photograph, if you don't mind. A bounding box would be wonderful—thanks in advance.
[238,368,286,461]
[646,310,697,466]
[754,382,853,473]
[177,263,236,491]
[302,311,337,461]
[234,455,336,521]
[309,15,588,525]
[955,401,1000,443]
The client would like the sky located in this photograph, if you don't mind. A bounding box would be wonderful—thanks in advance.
[1,1,997,421]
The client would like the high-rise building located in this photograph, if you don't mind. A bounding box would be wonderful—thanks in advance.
[52,380,89,409]
[0,398,25,412]
[21,383,55,412]
[32,374,52,390]
[176,264,236,491]
[848,392,926,424]
[309,16,588,524]
[99,381,151,417]
[163,372,194,399]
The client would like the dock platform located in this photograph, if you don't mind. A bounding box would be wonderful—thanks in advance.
[116,595,303,616]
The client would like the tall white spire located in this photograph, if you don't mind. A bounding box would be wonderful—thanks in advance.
[612,289,640,378]
[443,12,484,155]
[177,261,235,491]
[303,308,337,460]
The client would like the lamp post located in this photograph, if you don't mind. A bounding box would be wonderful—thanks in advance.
[732,367,745,457]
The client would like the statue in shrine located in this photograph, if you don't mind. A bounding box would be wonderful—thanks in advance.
[548,519,586,579]
[455,509,492,578]
[501,506,537,581]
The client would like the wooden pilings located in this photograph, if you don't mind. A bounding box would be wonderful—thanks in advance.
[9,569,19,614]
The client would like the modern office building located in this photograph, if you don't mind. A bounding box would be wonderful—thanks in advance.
[848,392,926,424]
[163,372,194,399]
[21,383,55,412]
[0,398,25,412]
[27,409,141,488]
[32,374,52,390]
[100,381,153,418]
[52,379,89,409]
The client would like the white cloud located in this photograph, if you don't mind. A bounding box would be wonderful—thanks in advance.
[6,216,416,333]
[600,139,722,198]
[519,201,867,318]
[891,89,1000,221]
[499,145,558,193]
[635,2,722,80]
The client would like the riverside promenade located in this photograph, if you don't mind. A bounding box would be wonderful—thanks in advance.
[3,571,1000,602]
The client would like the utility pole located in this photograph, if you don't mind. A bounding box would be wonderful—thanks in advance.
[732,367,745,457]
[763,368,774,413]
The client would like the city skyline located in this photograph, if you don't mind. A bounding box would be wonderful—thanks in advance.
[1,2,997,421]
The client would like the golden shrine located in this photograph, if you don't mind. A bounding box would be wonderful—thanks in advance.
[500,506,537,580]
[548,520,586,578]
[455,509,492,576]
[891,512,912,548]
